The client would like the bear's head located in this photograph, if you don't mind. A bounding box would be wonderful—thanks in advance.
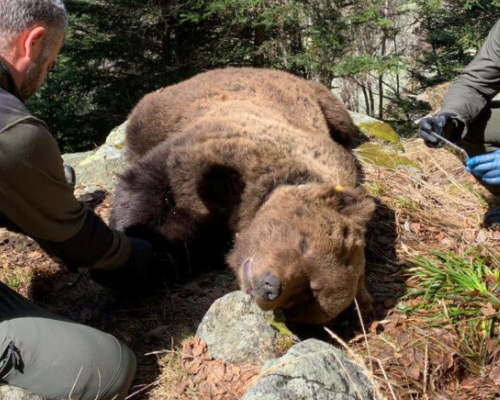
[226,183,375,324]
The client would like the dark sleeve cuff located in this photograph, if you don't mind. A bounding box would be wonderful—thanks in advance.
[37,209,124,270]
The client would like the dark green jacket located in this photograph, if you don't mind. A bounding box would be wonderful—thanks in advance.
[0,60,130,270]
[441,19,500,136]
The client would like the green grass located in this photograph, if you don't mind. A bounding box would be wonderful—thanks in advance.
[5,273,22,291]
[403,249,500,365]
[367,183,383,197]
[462,181,476,194]
[394,196,418,210]
[461,181,489,207]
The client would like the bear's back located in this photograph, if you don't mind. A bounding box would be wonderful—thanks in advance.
[126,68,335,161]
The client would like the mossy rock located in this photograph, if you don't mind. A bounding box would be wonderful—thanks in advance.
[62,121,128,191]
[79,121,127,166]
[357,142,421,171]
[103,121,128,150]
[349,111,403,151]
[358,122,401,145]
[62,149,95,167]
[196,291,292,364]
[267,315,298,353]
[0,386,44,400]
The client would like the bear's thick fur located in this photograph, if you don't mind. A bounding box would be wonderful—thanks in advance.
[111,67,375,324]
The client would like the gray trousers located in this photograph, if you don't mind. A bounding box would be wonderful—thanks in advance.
[458,105,500,195]
[0,282,136,400]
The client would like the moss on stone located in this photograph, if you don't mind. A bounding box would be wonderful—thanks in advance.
[267,316,297,352]
[357,142,421,171]
[105,121,128,147]
[358,122,402,148]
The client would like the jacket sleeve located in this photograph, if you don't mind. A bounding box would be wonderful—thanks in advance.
[0,120,130,270]
[440,19,500,135]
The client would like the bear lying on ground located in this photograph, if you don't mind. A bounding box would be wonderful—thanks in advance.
[110,67,375,324]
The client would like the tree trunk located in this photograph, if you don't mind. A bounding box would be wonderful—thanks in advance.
[378,74,384,119]
[358,79,371,115]
[253,25,266,67]
[378,0,389,120]
[367,79,375,117]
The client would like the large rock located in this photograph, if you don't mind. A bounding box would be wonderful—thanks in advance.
[350,111,401,145]
[62,121,128,191]
[349,111,420,171]
[355,141,421,172]
[196,291,297,365]
[0,386,43,400]
[241,339,378,400]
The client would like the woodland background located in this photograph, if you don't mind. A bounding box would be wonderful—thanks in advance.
[29,0,500,152]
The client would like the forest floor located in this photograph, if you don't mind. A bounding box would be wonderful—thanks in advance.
[1,137,500,400]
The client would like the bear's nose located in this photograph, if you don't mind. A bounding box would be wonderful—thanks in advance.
[254,272,282,301]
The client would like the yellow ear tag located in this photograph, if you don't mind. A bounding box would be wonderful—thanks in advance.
[335,185,345,192]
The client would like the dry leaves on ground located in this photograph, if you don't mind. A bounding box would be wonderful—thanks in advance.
[178,338,261,400]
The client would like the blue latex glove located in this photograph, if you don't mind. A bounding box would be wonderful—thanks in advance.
[466,150,500,185]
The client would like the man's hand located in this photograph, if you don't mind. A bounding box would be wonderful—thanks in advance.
[419,113,464,147]
[466,150,500,185]
[90,237,163,293]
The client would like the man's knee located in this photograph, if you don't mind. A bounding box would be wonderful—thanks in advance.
[46,324,137,400]
[103,340,137,400]
[0,315,136,400]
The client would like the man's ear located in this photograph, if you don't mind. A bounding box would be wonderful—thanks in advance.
[22,26,46,60]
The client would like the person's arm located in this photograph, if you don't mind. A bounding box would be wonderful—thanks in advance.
[440,19,500,133]
[0,120,131,270]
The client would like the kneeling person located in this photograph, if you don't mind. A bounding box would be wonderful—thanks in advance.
[0,1,154,398]
[419,19,500,227]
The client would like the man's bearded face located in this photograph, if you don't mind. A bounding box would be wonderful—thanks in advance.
[19,56,45,100]
[19,34,63,101]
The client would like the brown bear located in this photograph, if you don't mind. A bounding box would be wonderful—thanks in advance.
[110,67,375,324]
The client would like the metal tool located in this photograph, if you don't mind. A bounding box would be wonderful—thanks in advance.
[426,130,469,162]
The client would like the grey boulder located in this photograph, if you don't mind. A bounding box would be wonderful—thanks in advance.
[241,339,378,400]
[0,386,44,400]
[196,291,290,365]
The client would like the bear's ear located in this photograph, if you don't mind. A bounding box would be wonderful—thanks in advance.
[338,188,375,226]
[321,186,375,226]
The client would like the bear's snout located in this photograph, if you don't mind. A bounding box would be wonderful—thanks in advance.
[254,272,282,301]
